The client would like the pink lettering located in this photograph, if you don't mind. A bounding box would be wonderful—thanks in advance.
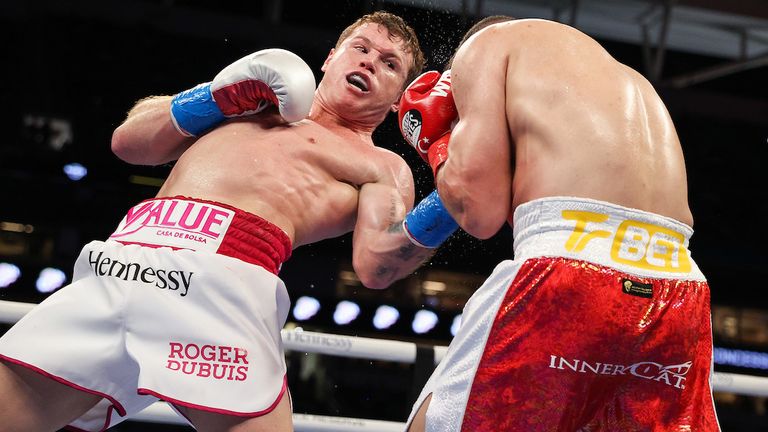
[212,364,228,379]
[218,346,232,363]
[166,360,180,371]
[184,233,207,242]
[181,361,196,374]
[145,201,165,226]
[197,362,212,378]
[166,342,252,381]
[235,366,248,381]
[179,203,207,230]
[201,209,228,237]
[226,364,236,381]
[201,345,216,361]
[124,202,155,228]
[169,342,183,358]
[233,348,249,365]
[159,201,179,226]
[184,343,200,359]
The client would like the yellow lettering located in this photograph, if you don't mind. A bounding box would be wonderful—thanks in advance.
[562,211,611,252]
[611,221,691,272]
[616,227,649,262]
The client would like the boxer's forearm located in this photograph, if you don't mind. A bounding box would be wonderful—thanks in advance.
[111,96,195,166]
[435,115,511,239]
[353,222,435,290]
[353,183,435,289]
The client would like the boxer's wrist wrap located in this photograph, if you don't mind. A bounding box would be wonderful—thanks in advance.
[403,190,458,248]
[170,83,226,137]
[427,135,450,177]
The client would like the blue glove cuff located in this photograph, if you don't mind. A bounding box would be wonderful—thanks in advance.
[403,190,458,248]
[170,83,226,137]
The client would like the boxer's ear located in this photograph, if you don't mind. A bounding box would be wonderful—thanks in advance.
[321,49,335,73]
[391,94,401,112]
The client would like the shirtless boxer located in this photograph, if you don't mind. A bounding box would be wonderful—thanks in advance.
[399,16,720,431]
[0,12,448,432]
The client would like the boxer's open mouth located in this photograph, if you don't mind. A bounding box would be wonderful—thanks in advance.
[347,73,370,92]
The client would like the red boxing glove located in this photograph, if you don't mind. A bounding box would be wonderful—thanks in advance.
[398,70,457,173]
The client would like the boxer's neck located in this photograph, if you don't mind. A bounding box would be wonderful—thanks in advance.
[308,98,379,141]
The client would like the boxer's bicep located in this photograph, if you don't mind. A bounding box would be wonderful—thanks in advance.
[438,48,511,239]
[112,95,196,165]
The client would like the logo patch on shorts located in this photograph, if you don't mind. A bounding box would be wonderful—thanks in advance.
[548,355,690,389]
[88,250,193,297]
[621,278,653,298]
[561,210,692,273]
[109,198,235,253]
[166,342,249,381]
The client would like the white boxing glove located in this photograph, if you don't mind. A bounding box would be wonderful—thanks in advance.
[170,49,316,136]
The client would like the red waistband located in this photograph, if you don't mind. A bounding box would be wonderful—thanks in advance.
[109,196,292,275]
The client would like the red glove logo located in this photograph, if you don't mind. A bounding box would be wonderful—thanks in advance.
[400,109,423,151]
[398,70,457,160]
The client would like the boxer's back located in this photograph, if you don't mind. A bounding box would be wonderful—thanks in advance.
[158,114,402,247]
[490,20,692,225]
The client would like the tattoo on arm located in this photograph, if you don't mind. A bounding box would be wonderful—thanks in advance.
[388,221,436,262]
[396,243,419,260]
[375,197,436,281]
[388,194,399,224]
[387,221,403,234]
[375,265,396,283]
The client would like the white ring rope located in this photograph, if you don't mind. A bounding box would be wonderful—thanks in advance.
[281,326,449,364]
[2,299,768,430]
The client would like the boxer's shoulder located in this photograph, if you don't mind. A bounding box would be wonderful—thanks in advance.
[325,146,409,191]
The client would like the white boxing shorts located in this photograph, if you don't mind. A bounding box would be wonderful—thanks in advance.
[0,196,293,431]
[408,197,719,431]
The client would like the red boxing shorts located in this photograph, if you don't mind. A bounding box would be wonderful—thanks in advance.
[408,197,720,431]
[0,196,293,431]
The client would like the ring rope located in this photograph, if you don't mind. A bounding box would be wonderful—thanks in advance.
[281,326,448,364]
[2,299,768,431]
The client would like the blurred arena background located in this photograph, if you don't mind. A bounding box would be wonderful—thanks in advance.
[1,0,767,430]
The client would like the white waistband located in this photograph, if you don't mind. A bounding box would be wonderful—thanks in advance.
[512,197,704,280]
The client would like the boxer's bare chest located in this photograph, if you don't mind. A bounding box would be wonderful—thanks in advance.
[162,118,396,244]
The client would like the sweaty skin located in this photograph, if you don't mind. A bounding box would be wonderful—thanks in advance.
[108,23,430,432]
[408,18,694,432]
[438,19,692,240]
[159,116,403,247]
[112,23,432,291]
